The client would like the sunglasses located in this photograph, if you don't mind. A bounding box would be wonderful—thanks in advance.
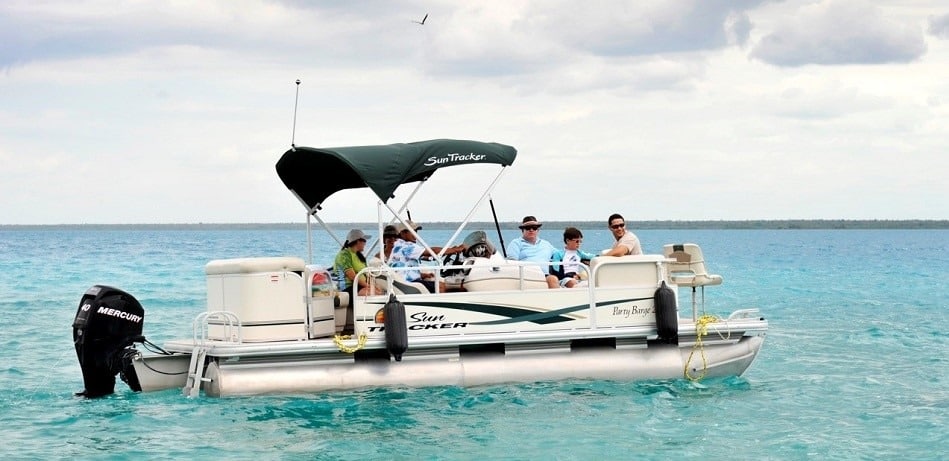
[610,223,625,230]
[520,226,540,231]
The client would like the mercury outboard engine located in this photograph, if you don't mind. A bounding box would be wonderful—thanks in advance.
[73,285,145,397]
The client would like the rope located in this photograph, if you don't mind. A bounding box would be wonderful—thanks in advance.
[130,349,188,376]
[22,344,73,404]
[333,333,368,353]
[684,314,720,381]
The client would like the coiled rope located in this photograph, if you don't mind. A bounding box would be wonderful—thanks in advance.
[333,333,368,353]
[684,314,720,381]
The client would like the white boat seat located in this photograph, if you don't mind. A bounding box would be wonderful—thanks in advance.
[589,255,665,287]
[205,256,306,275]
[463,255,549,291]
[374,273,431,294]
[662,243,723,287]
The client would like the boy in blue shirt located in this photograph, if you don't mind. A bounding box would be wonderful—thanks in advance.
[550,227,597,288]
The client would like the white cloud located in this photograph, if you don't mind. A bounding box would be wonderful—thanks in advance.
[725,11,754,47]
[522,0,768,56]
[0,0,947,224]
[929,13,949,38]
[750,0,927,66]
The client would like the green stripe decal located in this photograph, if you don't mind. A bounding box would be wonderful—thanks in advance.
[395,297,652,325]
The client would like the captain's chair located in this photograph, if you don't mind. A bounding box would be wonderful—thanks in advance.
[663,243,723,288]
[663,243,722,319]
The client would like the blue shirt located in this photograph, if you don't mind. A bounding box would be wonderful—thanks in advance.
[550,248,597,279]
[506,237,556,274]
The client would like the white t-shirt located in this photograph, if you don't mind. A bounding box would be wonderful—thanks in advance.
[562,249,582,274]
[612,231,642,255]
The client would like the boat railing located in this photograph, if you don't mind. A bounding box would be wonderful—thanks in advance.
[727,308,761,320]
[193,310,243,345]
[358,255,671,294]
[350,256,674,328]
[358,259,574,294]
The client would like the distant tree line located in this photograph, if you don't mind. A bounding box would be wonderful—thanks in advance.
[3,219,948,231]
[410,220,949,230]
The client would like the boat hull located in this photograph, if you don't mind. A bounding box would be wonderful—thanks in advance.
[131,353,191,392]
[196,335,763,396]
[125,254,768,397]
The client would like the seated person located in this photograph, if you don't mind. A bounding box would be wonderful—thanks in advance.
[602,213,643,256]
[334,229,384,298]
[550,227,596,288]
[506,215,559,288]
[377,224,398,261]
[388,220,465,292]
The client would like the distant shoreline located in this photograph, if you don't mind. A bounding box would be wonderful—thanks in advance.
[2,220,948,230]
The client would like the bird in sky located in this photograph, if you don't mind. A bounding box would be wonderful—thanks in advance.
[412,13,428,25]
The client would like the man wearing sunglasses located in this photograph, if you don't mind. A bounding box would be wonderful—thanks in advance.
[602,213,642,256]
[506,215,560,288]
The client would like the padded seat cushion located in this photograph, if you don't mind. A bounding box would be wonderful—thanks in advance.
[205,257,306,275]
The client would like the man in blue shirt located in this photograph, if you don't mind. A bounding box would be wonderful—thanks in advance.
[505,216,559,288]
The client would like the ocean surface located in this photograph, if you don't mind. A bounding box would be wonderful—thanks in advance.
[0,227,946,460]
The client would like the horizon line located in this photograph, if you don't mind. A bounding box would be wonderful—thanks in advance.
[2,218,948,230]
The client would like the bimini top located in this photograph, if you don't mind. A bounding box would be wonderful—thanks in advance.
[276,139,517,209]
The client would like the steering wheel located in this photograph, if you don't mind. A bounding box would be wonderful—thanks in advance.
[440,252,465,277]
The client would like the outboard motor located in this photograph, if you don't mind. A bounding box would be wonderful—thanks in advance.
[73,285,145,397]
[653,281,678,345]
[383,294,408,361]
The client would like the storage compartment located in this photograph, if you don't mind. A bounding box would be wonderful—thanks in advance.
[205,257,307,342]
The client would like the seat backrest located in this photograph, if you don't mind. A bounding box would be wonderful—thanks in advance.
[589,255,665,288]
[463,255,549,291]
[373,272,431,294]
[662,243,722,287]
[663,243,708,276]
[389,278,429,294]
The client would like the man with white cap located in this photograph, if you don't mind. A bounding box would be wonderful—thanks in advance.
[389,220,465,292]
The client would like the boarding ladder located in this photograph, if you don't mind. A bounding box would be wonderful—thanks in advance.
[183,311,242,397]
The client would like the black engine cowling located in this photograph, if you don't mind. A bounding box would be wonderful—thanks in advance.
[73,285,145,397]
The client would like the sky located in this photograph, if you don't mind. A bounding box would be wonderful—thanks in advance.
[2,0,948,225]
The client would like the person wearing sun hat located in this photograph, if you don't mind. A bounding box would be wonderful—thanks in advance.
[506,215,559,288]
[394,220,422,234]
[334,229,383,297]
[390,219,465,292]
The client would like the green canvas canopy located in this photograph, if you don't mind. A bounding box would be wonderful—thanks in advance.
[275,139,517,210]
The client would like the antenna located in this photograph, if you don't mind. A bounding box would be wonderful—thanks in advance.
[290,79,301,149]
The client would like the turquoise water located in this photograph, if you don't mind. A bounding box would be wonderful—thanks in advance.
[1,228,946,460]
